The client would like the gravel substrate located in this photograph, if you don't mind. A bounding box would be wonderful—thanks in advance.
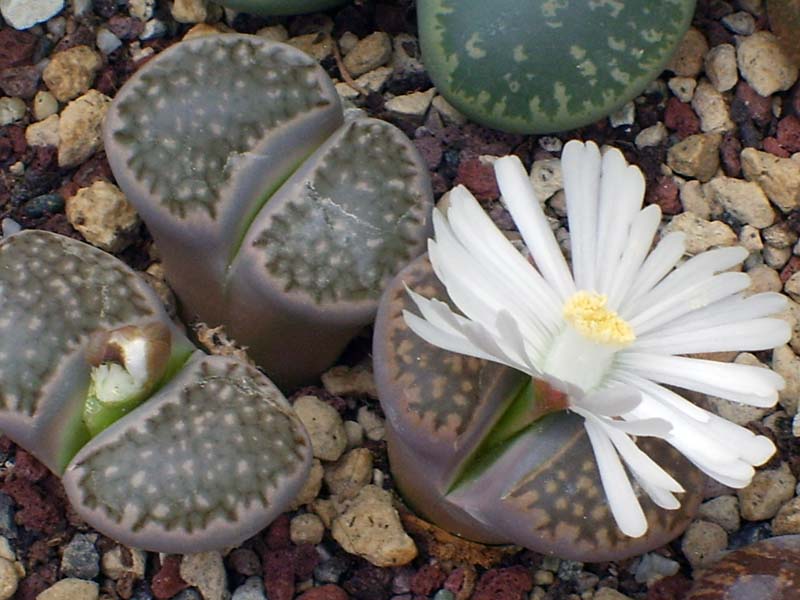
[1,0,800,599]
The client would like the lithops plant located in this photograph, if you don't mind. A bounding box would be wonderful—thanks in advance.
[105,34,433,389]
[417,0,696,133]
[217,0,349,16]
[374,254,704,561]
[0,229,312,552]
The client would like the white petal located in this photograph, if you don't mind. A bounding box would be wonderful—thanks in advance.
[618,232,686,315]
[629,272,752,336]
[636,478,681,510]
[611,372,711,423]
[632,318,791,354]
[582,418,648,538]
[626,246,748,318]
[494,155,576,300]
[562,140,602,290]
[706,414,776,466]
[574,386,642,416]
[619,353,783,407]
[595,150,646,294]
[606,205,662,309]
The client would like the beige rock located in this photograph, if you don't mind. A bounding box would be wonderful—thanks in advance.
[704,176,775,227]
[432,94,467,125]
[772,496,800,534]
[66,180,140,252]
[529,158,563,201]
[763,245,791,269]
[290,513,325,545]
[746,264,782,294]
[343,32,392,78]
[288,33,334,62]
[0,97,25,125]
[776,297,800,355]
[36,579,99,600]
[666,212,736,254]
[32,91,58,121]
[594,589,634,600]
[738,461,797,521]
[291,458,324,509]
[100,545,146,580]
[692,80,734,133]
[788,272,800,303]
[698,495,741,533]
[338,31,358,54]
[182,23,232,40]
[666,28,709,77]
[256,25,289,43]
[310,498,337,529]
[737,31,799,96]
[667,133,721,182]
[705,44,738,92]
[634,122,667,148]
[0,558,17,600]
[324,447,373,500]
[344,420,363,448]
[25,114,60,147]
[357,406,385,441]
[321,364,378,398]
[58,89,111,168]
[681,520,728,569]
[180,552,226,600]
[171,0,208,23]
[772,345,800,415]
[741,148,800,213]
[680,179,712,219]
[739,225,763,252]
[43,45,102,102]
[293,395,347,462]
[668,76,697,102]
[331,485,417,567]
[763,223,798,249]
[385,88,436,119]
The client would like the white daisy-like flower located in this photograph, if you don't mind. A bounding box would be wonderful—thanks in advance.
[403,140,790,538]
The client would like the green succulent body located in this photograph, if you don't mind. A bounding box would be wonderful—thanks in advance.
[216,0,349,16]
[418,0,696,133]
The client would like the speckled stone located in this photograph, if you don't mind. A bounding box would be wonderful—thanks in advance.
[686,535,800,599]
[60,533,100,580]
[738,462,797,521]
[682,520,729,569]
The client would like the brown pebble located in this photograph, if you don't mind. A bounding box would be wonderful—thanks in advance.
[228,548,261,577]
[454,153,499,201]
[776,115,800,153]
[735,81,772,126]
[0,28,38,69]
[763,137,791,158]
[646,175,681,215]
[0,65,41,99]
[151,556,189,600]
[720,132,742,177]
[686,535,800,599]
[296,584,349,600]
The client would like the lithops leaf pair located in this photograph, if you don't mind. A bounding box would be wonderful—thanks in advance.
[0,230,311,552]
[373,255,704,561]
[217,0,349,16]
[417,0,696,133]
[105,34,433,389]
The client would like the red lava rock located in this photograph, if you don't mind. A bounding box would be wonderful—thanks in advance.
[763,137,791,158]
[13,449,49,482]
[95,66,119,96]
[410,563,447,595]
[1,477,63,535]
[720,132,742,177]
[343,565,392,600]
[646,175,681,215]
[15,571,52,600]
[54,24,96,53]
[229,547,262,576]
[0,28,38,69]
[781,256,800,283]
[29,146,58,173]
[444,567,466,593]
[454,153,500,201]
[73,154,113,187]
[294,544,320,580]
[0,65,41,99]
[647,573,692,600]
[106,15,145,40]
[296,584,349,600]
[263,549,294,600]
[414,135,443,169]
[736,82,772,126]
[6,125,26,157]
[664,98,700,138]
[265,513,291,549]
[777,115,800,153]
[472,566,533,600]
[151,556,189,599]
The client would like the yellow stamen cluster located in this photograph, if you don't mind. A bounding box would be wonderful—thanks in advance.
[563,291,635,346]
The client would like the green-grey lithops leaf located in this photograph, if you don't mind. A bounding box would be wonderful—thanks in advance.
[105,34,433,389]
[374,254,704,561]
[217,0,349,16]
[62,353,312,554]
[0,231,172,473]
[227,116,433,386]
[417,0,696,133]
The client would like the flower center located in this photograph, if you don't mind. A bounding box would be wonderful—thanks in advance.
[542,291,635,393]
[562,291,635,345]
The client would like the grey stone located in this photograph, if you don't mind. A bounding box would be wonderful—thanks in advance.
[698,495,741,533]
[0,0,63,29]
[232,577,266,600]
[722,11,756,34]
[681,520,728,569]
[634,552,680,584]
[60,533,100,580]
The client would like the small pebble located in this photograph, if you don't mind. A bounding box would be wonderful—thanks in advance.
[231,576,266,600]
[0,0,64,30]
[681,520,728,569]
[635,122,667,148]
[722,11,755,34]
[668,76,697,102]
[96,28,122,54]
[0,558,17,600]
[36,578,99,600]
[738,462,797,521]
[33,91,58,121]
[608,101,635,128]
[0,97,25,126]
[290,513,325,546]
[294,395,347,462]
[60,533,100,580]
[180,552,227,600]
[634,553,680,584]
[737,31,799,97]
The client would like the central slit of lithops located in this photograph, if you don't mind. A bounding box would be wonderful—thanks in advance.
[82,323,192,437]
[543,291,635,393]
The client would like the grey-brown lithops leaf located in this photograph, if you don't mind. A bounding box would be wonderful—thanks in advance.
[374,254,704,561]
[0,230,171,473]
[227,116,433,386]
[105,34,433,389]
[62,354,312,553]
